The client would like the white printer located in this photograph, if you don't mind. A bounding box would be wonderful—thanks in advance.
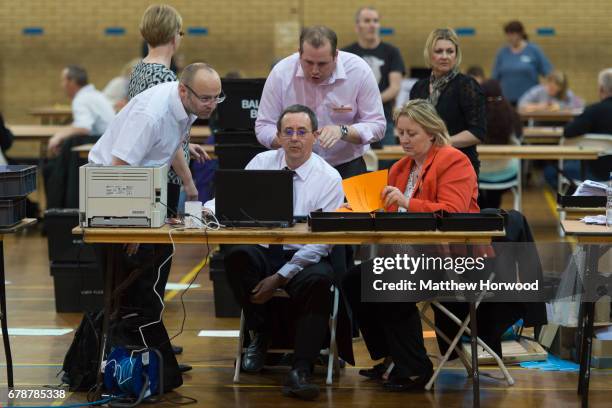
[79,164,168,228]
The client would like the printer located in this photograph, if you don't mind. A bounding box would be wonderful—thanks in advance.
[79,164,168,228]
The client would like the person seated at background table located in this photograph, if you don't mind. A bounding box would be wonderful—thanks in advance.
[204,104,344,401]
[518,70,584,112]
[492,20,553,106]
[0,113,14,165]
[343,99,479,392]
[47,65,115,156]
[545,68,612,185]
[44,65,115,208]
[409,28,486,175]
[479,79,523,209]
[102,58,140,111]
[466,65,485,85]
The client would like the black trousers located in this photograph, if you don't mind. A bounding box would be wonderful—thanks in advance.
[334,156,367,179]
[224,245,333,367]
[343,262,433,378]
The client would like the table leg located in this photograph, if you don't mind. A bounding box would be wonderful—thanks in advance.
[0,240,14,387]
[470,302,480,408]
[578,244,599,407]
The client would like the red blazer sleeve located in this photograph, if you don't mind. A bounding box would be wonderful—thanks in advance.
[408,150,478,213]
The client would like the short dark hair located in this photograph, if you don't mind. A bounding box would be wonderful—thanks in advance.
[299,26,337,56]
[64,65,88,87]
[276,104,318,133]
[466,65,485,79]
[504,20,528,40]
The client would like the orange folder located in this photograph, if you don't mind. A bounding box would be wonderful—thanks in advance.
[340,169,388,212]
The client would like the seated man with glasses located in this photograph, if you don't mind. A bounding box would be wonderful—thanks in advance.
[204,104,344,401]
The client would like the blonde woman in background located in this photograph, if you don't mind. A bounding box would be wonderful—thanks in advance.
[518,70,584,112]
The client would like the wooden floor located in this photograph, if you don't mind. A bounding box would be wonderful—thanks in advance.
[1,185,611,407]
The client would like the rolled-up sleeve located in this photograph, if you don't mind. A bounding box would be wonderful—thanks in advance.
[255,69,283,148]
[71,99,94,133]
[351,70,386,145]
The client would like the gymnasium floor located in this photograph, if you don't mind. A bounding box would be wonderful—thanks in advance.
[1,186,611,407]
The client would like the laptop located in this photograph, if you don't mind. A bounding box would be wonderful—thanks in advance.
[215,169,294,227]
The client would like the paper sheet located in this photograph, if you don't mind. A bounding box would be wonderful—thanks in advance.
[341,170,388,212]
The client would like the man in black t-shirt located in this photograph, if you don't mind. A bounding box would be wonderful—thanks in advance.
[343,7,405,152]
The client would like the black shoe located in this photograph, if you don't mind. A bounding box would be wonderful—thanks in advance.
[382,369,433,392]
[358,362,388,380]
[282,369,319,401]
[242,332,269,373]
[178,363,192,373]
[172,345,183,355]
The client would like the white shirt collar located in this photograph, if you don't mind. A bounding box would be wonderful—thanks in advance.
[279,149,315,181]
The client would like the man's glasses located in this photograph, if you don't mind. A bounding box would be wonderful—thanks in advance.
[280,128,312,138]
[183,83,226,104]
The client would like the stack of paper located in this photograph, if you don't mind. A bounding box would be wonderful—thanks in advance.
[573,180,608,197]
[341,170,388,212]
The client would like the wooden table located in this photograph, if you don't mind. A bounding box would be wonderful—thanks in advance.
[561,220,611,408]
[374,145,602,161]
[558,207,605,220]
[522,127,564,144]
[28,106,72,125]
[75,223,504,407]
[519,110,580,126]
[189,126,212,144]
[0,219,37,388]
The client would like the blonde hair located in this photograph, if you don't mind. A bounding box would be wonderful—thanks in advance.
[139,4,183,47]
[545,70,569,100]
[598,68,612,95]
[423,28,462,68]
[394,99,451,146]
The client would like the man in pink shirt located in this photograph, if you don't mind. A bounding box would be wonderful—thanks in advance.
[256,25,386,178]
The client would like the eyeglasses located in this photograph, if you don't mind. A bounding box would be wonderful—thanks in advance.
[280,128,312,138]
[183,83,226,104]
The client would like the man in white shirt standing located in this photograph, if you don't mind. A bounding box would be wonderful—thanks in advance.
[88,63,221,391]
[255,26,386,179]
[47,65,115,156]
[206,105,344,400]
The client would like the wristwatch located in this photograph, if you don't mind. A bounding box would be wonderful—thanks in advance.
[339,125,349,141]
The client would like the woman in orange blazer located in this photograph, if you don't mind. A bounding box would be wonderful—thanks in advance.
[381,100,479,214]
[344,99,479,392]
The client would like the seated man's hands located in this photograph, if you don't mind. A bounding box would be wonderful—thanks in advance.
[250,273,288,304]
[188,143,211,162]
[381,185,409,210]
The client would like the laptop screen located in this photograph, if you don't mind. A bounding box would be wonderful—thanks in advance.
[214,169,294,227]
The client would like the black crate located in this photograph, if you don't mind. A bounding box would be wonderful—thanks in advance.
[557,194,606,208]
[44,208,97,263]
[374,212,437,231]
[215,78,266,131]
[210,267,241,317]
[215,144,268,170]
[50,262,104,313]
[0,197,26,227]
[308,212,374,232]
[437,212,505,231]
[0,165,37,198]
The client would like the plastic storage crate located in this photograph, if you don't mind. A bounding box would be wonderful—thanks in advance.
[0,197,26,228]
[0,165,37,198]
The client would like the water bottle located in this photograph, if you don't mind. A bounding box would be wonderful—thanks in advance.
[607,171,612,228]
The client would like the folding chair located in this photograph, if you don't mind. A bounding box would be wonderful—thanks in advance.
[233,286,341,385]
[418,299,515,390]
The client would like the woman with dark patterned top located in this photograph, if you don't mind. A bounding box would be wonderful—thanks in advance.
[128,4,207,208]
[410,28,486,174]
